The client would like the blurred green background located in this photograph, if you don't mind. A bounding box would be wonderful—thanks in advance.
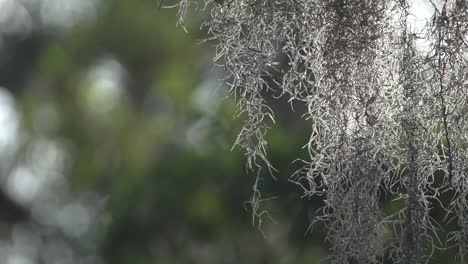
[0,0,327,263]
[0,0,463,263]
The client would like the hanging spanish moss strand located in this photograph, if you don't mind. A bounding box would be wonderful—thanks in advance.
[172,0,468,262]
[301,1,394,263]
[397,7,423,262]
[431,0,468,262]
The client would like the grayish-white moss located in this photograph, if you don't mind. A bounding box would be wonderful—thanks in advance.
[170,0,468,262]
